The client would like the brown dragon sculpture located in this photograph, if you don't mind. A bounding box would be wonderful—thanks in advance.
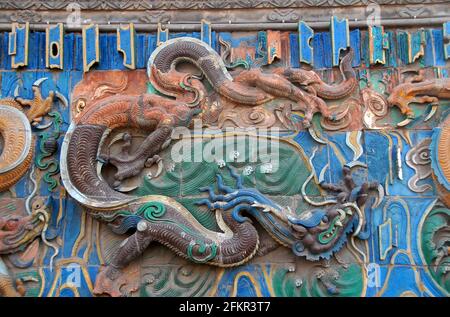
[60,37,362,297]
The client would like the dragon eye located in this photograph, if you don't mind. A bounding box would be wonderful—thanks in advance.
[75,98,87,116]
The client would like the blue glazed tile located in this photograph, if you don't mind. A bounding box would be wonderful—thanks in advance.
[109,33,127,70]
[424,29,436,67]
[135,33,147,69]
[210,31,218,52]
[323,131,367,185]
[0,71,19,97]
[37,32,47,70]
[365,130,436,197]
[365,131,393,187]
[350,29,361,67]
[63,33,75,70]
[60,198,83,259]
[313,32,332,69]
[73,34,83,71]
[27,32,39,69]
[385,31,397,67]
[97,33,109,70]
[432,29,446,66]
[294,131,331,185]
[145,34,157,64]
[289,32,299,68]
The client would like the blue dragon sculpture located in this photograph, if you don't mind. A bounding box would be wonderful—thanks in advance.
[197,164,381,261]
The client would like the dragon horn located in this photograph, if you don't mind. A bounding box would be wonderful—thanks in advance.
[33,77,48,87]
[13,85,20,98]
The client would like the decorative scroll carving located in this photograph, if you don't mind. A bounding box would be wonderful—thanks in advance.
[267,9,300,23]
[405,138,432,193]
[10,10,42,23]
[218,106,276,128]
[320,98,361,131]
[361,88,389,129]
[138,11,171,24]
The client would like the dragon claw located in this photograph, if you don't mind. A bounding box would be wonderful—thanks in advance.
[144,155,161,168]
[397,112,415,127]
[13,79,54,123]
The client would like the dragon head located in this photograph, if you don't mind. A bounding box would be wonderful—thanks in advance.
[0,198,49,255]
[284,163,383,260]
[287,205,359,261]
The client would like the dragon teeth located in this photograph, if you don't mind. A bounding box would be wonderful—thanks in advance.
[337,209,347,221]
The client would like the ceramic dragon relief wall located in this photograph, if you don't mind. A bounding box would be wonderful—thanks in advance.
[0,4,449,298]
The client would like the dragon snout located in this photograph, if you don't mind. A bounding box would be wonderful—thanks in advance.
[287,209,327,228]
